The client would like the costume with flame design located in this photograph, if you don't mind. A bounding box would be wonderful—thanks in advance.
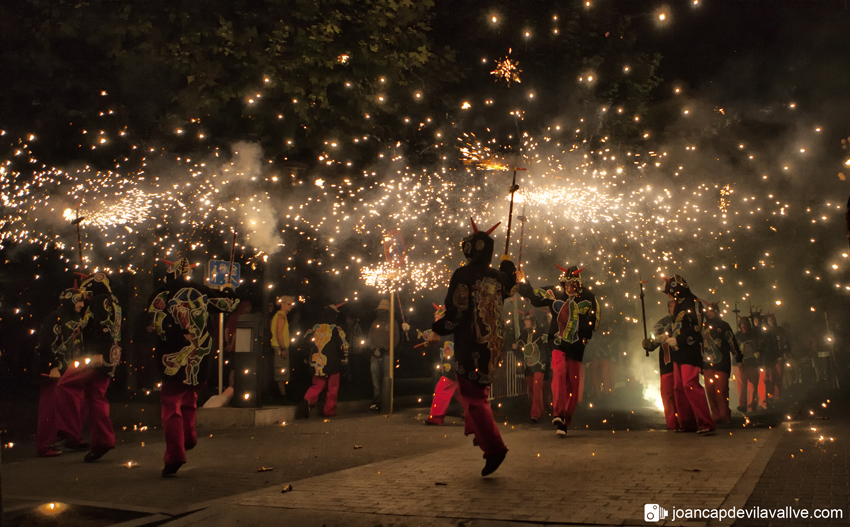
[35,284,91,457]
[431,218,517,476]
[148,257,240,476]
[54,272,123,462]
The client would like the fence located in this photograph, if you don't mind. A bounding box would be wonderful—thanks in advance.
[489,349,528,400]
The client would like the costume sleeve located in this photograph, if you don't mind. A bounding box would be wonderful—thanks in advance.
[651,318,669,347]
[337,327,349,364]
[517,279,555,309]
[433,269,465,336]
[35,315,62,374]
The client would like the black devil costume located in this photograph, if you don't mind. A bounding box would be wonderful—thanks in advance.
[702,302,741,424]
[54,272,123,462]
[513,313,549,421]
[148,257,240,476]
[35,286,90,457]
[663,275,714,433]
[431,218,517,476]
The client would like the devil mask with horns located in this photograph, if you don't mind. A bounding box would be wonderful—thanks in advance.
[663,274,690,298]
[555,264,585,293]
[462,218,500,265]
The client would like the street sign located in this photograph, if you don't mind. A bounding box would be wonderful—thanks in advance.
[207,260,240,288]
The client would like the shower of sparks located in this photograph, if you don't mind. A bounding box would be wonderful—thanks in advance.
[491,52,522,86]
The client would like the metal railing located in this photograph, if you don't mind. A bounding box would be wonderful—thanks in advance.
[489,349,527,400]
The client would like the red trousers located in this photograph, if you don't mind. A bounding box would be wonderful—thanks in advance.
[551,351,582,426]
[672,363,714,431]
[56,364,115,450]
[758,362,782,405]
[457,375,507,459]
[703,369,731,423]
[37,378,59,455]
[525,372,544,419]
[738,364,761,410]
[660,372,678,430]
[427,376,461,425]
[161,382,198,466]
[304,373,340,416]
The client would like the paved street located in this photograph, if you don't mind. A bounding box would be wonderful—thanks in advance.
[2,389,847,526]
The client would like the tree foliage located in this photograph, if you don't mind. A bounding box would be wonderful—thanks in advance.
[1,0,450,164]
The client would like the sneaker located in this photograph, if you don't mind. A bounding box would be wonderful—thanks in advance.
[161,462,184,477]
[424,418,443,426]
[481,452,506,476]
[551,416,565,426]
[556,428,567,437]
[298,400,310,419]
[38,449,62,458]
[736,405,747,413]
[184,441,197,451]
[368,404,380,412]
[530,417,539,423]
[696,428,715,435]
[84,446,112,462]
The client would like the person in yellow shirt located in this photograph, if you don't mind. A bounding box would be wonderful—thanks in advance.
[271,296,297,398]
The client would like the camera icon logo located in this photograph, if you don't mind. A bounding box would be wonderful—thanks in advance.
[644,504,669,522]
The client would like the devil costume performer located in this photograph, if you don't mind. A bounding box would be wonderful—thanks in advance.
[422,304,464,426]
[513,313,549,422]
[55,272,122,462]
[148,257,239,476]
[702,303,742,425]
[35,287,90,457]
[642,300,678,430]
[300,305,349,418]
[431,219,517,476]
[663,275,715,434]
[518,265,599,436]
[735,318,762,412]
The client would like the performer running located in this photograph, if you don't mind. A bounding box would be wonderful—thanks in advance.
[299,304,349,419]
[517,264,599,436]
[35,286,90,457]
[512,313,549,422]
[663,275,715,434]
[55,272,122,462]
[421,304,463,425]
[149,257,239,476]
[428,218,517,476]
[642,300,678,430]
[702,302,742,426]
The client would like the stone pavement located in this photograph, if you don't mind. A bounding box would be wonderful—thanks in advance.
[736,390,850,527]
[164,424,776,527]
[5,390,847,527]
